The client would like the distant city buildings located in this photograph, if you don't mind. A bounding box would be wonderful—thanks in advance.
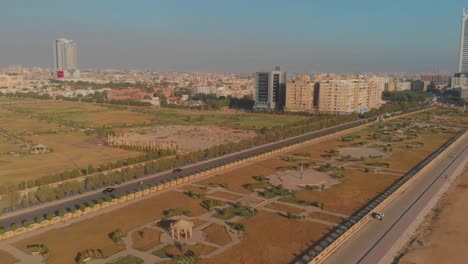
[0,73,23,88]
[395,81,411,91]
[253,66,287,111]
[54,38,80,78]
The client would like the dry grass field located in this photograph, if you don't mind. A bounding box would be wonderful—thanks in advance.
[0,133,142,184]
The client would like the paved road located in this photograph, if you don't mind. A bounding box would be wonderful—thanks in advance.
[0,119,366,229]
[323,134,468,264]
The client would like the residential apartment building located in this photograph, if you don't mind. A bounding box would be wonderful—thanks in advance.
[317,80,359,114]
[253,66,286,111]
[367,77,386,109]
[285,75,314,112]
[317,78,384,114]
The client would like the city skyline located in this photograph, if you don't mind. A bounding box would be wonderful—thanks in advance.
[0,1,467,73]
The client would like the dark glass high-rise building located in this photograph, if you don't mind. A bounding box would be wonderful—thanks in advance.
[253,66,286,111]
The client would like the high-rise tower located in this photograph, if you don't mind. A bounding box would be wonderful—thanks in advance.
[253,66,287,111]
[54,38,80,78]
[458,9,468,73]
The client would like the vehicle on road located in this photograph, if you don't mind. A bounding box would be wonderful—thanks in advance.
[102,187,116,194]
[173,168,183,173]
[372,212,384,220]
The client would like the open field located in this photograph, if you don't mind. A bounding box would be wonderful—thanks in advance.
[396,169,468,264]
[0,97,312,185]
[1,108,465,263]
[0,133,142,184]
[115,125,256,152]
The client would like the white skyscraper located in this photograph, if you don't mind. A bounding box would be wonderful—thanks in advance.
[451,9,468,99]
[459,9,468,73]
[54,38,80,78]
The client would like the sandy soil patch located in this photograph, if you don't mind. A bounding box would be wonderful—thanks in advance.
[293,170,401,215]
[268,169,340,190]
[200,212,329,264]
[265,203,304,215]
[209,191,244,201]
[397,169,468,264]
[117,125,256,152]
[197,157,288,194]
[202,224,232,246]
[339,147,386,159]
[309,212,345,224]
[132,227,161,252]
[0,249,18,264]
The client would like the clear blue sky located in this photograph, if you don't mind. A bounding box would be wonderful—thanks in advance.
[0,0,466,73]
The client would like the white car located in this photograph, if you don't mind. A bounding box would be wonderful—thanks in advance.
[372,212,384,220]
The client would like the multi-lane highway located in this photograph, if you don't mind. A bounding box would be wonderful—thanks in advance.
[321,132,468,264]
[0,119,366,229]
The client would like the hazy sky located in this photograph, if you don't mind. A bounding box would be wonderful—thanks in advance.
[1,0,466,73]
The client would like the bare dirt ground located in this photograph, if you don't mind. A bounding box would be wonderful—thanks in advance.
[268,168,340,190]
[339,147,386,158]
[199,212,329,264]
[0,249,18,264]
[116,125,256,152]
[395,168,468,264]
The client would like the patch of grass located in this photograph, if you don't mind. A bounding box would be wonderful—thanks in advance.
[259,185,295,198]
[213,202,258,220]
[163,208,192,218]
[109,255,143,264]
[201,199,224,210]
[279,196,324,209]
[183,191,206,199]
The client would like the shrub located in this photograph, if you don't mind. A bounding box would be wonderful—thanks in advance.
[183,191,205,199]
[108,228,125,244]
[201,199,223,210]
[163,208,192,218]
[22,220,30,228]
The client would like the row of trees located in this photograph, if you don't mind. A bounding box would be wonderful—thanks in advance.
[382,90,432,102]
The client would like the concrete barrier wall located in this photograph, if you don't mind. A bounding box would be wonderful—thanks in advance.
[0,107,435,242]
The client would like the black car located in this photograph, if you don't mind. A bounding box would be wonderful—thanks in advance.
[173,168,183,173]
[102,187,116,194]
